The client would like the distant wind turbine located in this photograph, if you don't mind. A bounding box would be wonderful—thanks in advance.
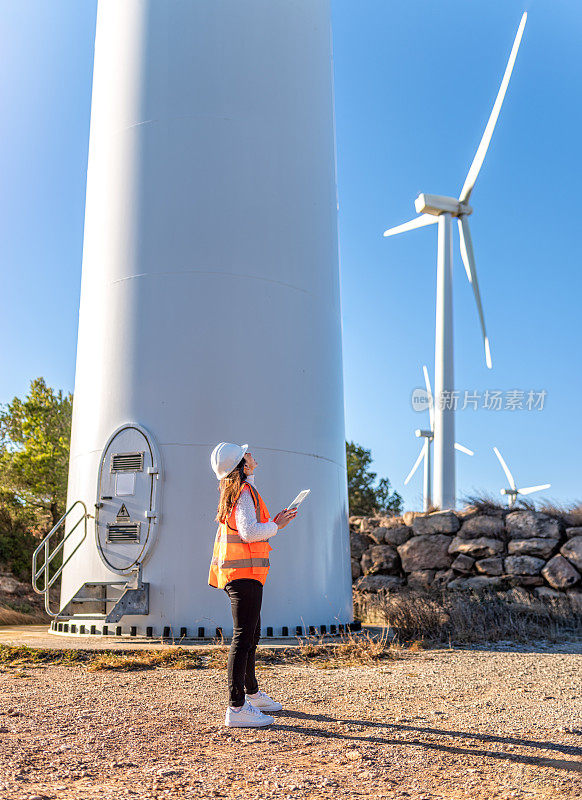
[384,13,527,509]
[405,366,474,512]
[493,447,550,508]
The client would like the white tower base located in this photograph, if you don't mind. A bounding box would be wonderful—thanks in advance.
[55,0,353,638]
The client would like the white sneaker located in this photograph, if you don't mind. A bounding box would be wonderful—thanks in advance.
[245,690,283,712]
[225,700,274,728]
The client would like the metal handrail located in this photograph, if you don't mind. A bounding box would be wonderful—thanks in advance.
[32,500,89,617]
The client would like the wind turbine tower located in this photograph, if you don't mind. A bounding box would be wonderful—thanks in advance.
[405,366,473,511]
[384,13,527,509]
[33,0,353,638]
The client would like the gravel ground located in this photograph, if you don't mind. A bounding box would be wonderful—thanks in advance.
[1,643,581,800]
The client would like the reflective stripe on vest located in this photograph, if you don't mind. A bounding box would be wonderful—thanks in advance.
[208,481,272,589]
[211,557,270,568]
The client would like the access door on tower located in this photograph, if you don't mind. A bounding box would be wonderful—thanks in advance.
[95,423,161,573]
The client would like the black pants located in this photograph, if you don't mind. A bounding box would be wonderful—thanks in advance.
[224,578,263,707]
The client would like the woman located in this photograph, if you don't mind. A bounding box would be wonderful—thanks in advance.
[209,442,297,728]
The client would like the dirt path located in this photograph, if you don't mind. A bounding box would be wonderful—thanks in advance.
[1,644,581,800]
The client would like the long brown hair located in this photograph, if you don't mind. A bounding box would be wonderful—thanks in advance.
[216,458,247,522]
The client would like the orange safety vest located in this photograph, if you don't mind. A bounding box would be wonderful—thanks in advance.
[208,482,273,589]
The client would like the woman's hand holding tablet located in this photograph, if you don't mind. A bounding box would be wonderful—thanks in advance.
[286,489,311,511]
[273,490,310,530]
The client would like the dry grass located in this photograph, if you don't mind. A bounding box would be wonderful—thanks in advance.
[0,644,87,668]
[86,649,205,672]
[0,629,404,673]
[458,492,508,516]
[0,644,219,672]
[0,605,49,626]
[459,492,582,524]
[294,627,402,668]
[355,586,582,644]
[538,500,582,527]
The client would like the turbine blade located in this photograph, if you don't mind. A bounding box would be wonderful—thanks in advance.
[518,484,551,495]
[404,445,426,485]
[493,446,517,491]
[454,443,474,456]
[458,217,492,369]
[383,215,438,238]
[422,364,435,431]
[459,12,527,204]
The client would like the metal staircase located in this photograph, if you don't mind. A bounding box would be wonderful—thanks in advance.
[32,500,149,625]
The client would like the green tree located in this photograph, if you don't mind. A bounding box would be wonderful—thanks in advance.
[346,440,403,517]
[0,377,72,531]
[0,489,38,580]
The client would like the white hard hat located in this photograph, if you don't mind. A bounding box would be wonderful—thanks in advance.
[210,442,249,480]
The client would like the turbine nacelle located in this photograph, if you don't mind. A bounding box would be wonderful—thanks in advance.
[494,447,550,507]
[414,193,473,218]
[405,366,474,510]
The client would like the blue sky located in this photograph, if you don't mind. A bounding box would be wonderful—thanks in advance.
[1,1,580,511]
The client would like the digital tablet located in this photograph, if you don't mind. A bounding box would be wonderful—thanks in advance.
[287,489,311,510]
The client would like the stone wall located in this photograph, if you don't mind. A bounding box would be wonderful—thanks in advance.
[350,508,582,600]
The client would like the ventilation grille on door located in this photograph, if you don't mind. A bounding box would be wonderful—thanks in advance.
[106,522,141,543]
[111,452,144,472]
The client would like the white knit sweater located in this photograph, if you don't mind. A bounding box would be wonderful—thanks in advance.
[234,475,278,543]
